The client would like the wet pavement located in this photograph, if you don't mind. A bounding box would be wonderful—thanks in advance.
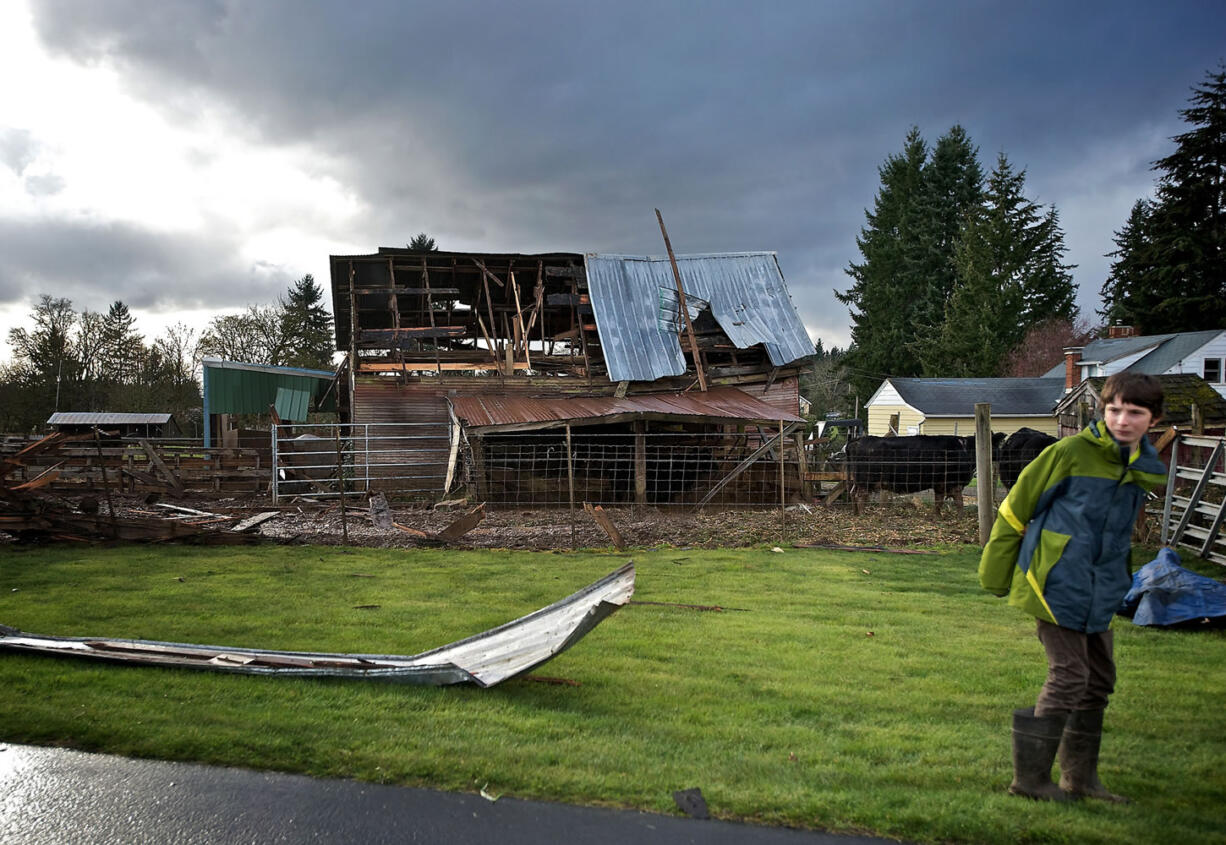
[0,743,898,844]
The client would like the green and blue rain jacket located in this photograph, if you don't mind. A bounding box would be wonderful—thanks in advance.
[978,421,1167,633]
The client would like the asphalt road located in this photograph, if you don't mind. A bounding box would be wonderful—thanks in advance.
[0,743,899,844]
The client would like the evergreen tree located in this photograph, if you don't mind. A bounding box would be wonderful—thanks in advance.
[909,125,985,333]
[1022,206,1078,326]
[280,274,335,369]
[1099,199,1158,327]
[1099,66,1226,332]
[99,300,144,388]
[837,127,929,401]
[408,232,437,252]
[921,154,1077,376]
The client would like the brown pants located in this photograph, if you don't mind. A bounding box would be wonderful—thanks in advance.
[1033,619,1116,715]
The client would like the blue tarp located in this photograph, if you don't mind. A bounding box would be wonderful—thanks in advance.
[1119,548,1226,627]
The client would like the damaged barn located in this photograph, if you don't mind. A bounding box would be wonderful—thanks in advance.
[325,248,815,507]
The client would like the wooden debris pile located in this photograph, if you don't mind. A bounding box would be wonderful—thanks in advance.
[0,432,262,545]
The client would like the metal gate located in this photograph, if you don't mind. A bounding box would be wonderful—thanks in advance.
[271,422,456,503]
[1162,434,1226,566]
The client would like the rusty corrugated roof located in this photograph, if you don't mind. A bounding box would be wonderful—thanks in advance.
[451,386,804,432]
[584,252,815,383]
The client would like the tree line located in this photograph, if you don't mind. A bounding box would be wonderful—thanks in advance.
[0,275,334,433]
[1100,66,1226,334]
[836,64,1226,407]
[836,125,1077,402]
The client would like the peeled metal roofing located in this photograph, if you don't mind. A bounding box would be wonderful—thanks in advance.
[584,252,815,383]
[451,386,804,432]
[47,412,172,425]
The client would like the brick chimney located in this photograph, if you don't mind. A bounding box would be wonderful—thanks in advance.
[1107,324,1135,339]
[1063,346,1084,392]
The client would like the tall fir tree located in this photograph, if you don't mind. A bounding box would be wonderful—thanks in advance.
[1021,206,1078,326]
[1100,199,1158,327]
[1100,66,1226,332]
[909,125,985,334]
[99,301,144,388]
[920,154,1077,376]
[837,127,929,402]
[280,275,335,370]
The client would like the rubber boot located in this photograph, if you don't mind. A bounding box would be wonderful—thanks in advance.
[1008,708,1071,801]
[1058,709,1129,803]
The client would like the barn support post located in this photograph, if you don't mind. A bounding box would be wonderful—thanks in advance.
[975,403,994,545]
[634,421,647,508]
[470,435,488,501]
[794,429,810,498]
[779,419,786,537]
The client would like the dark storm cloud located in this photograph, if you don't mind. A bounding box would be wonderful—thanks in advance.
[26,0,1226,343]
[0,216,294,314]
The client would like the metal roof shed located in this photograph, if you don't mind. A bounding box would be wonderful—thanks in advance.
[46,412,179,438]
[202,359,338,447]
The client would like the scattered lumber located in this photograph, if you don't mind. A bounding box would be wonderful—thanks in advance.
[153,503,219,518]
[0,434,261,546]
[230,511,280,532]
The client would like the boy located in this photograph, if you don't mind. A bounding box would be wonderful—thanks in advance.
[979,372,1167,802]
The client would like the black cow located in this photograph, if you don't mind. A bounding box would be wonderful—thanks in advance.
[844,433,1005,516]
[997,427,1058,489]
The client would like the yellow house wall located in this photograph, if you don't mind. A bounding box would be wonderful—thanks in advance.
[917,416,1059,437]
[867,404,925,436]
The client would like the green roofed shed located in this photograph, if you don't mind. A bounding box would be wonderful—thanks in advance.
[202,358,338,447]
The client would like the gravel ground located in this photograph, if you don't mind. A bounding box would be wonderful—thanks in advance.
[30,491,980,550]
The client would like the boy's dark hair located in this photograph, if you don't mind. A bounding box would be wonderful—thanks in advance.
[1101,372,1164,418]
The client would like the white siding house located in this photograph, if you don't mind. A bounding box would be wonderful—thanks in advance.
[1050,329,1226,399]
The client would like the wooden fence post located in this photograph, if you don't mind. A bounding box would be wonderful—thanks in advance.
[566,424,576,547]
[975,403,993,545]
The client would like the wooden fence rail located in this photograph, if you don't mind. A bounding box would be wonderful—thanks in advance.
[0,435,270,496]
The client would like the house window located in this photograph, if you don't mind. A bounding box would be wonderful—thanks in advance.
[1204,358,1224,384]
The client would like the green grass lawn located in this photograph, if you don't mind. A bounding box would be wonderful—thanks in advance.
[1,541,1223,844]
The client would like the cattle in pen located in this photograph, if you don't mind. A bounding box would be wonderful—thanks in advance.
[996,427,1058,489]
[843,433,1005,516]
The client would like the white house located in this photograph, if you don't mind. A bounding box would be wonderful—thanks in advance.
[1048,328,1226,399]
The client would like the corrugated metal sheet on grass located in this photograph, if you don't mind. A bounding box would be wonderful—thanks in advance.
[451,386,803,431]
[584,252,814,383]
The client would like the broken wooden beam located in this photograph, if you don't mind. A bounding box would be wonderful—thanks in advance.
[584,502,625,550]
[434,503,486,542]
[138,439,185,497]
[230,511,281,532]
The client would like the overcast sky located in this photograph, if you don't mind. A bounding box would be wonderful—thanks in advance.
[1,0,1223,361]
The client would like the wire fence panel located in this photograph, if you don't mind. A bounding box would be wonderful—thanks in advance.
[270,425,1013,515]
